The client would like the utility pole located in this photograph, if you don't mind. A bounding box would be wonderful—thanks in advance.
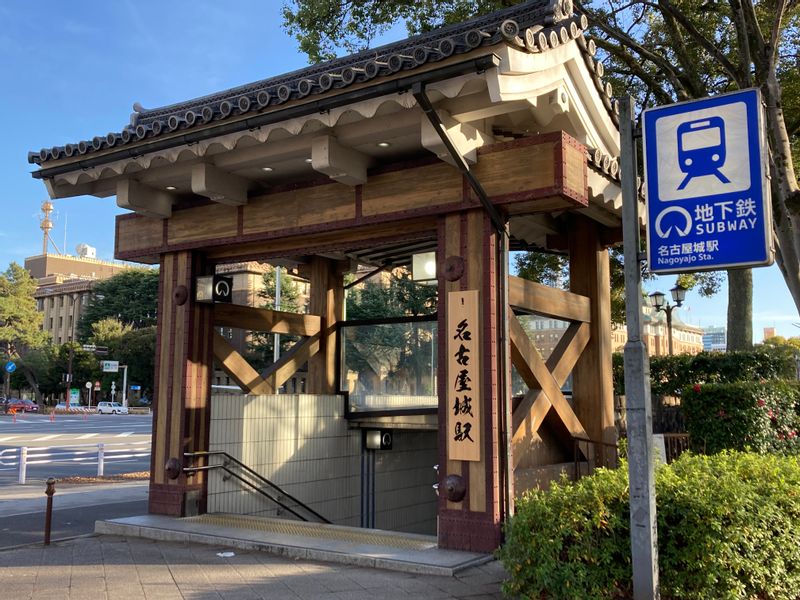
[620,95,660,599]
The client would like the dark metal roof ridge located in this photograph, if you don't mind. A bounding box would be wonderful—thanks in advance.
[30,54,501,180]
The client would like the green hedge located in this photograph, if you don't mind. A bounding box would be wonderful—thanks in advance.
[612,349,796,397]
[682,381,800,454]
[499,452,800,600]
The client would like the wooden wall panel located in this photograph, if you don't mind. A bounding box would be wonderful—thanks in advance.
[362,163,461,216]
[243,184,355,235]
[473,142,556,198]
[168,203,237,244]
[117,215,163,254]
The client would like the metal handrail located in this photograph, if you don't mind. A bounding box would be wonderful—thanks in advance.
[572,436,620,481]
[184,450,330,524]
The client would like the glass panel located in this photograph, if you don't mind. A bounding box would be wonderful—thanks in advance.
[341,320,437,412]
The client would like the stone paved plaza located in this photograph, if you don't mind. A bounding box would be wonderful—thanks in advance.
[0,535,507,600]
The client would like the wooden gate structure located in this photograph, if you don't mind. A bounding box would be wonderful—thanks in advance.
[28,0,628,552]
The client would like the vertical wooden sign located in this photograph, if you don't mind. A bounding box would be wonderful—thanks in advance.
[447,290,481,462]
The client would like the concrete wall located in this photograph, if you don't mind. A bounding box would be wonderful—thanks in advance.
[207,393,439,535]
[374,430,438,535]
[208,394,361,526]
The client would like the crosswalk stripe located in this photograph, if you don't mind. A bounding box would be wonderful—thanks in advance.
[116,432,133,437]
[0,436,19,442]
[33,434,61,441]
[76,433,98,439]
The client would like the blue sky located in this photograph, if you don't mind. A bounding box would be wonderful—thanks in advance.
[1,1,797,341]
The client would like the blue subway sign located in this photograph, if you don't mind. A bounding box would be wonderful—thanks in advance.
[643,88,772,274]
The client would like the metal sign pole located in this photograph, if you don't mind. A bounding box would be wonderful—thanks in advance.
[620,95,660,599]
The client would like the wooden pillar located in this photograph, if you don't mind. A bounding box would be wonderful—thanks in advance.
[149,250,214,517]
[307,256,344,394]
[569,216,616,456]
[437,209,503,552]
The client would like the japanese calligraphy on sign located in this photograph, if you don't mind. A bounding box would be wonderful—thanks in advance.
[447,290,481,462]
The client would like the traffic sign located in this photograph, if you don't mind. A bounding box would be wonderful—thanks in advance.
[82,344,97,352]
[85,381,92,389]
[4,362,16,374]
[102,360,120,373]
[643,88,773,274]
[130,385,141,391]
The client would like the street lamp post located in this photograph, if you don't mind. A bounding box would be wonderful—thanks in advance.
[649,284,687,355]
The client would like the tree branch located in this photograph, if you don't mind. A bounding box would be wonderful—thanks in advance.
[727,0,753,86]
[657,0,744,85]
[593,38,674,103]
[577,0,688,96]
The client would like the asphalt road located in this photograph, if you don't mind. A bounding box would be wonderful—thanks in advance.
[0,413,152,485]
[0,499,147,549]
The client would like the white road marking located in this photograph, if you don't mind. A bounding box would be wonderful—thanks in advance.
[116,432,133,437]
[33,434,61,441]
[0,436,19,442]
[76,433,98,439]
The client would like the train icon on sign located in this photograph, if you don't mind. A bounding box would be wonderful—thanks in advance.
[676,116,731,190]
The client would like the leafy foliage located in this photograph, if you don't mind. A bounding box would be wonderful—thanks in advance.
[682,381,800,454]
[612,348,796,396]
[77,269,158,340]
[500,451,800,599]
[247,267,304,370]
[344,270,437,395]
[282,0,517,63]
[0,262,48,397]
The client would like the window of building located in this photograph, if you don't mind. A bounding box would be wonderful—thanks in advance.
[59,316,63,329]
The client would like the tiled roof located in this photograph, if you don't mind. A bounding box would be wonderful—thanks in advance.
[29,0,619,166]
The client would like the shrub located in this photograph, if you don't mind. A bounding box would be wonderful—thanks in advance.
[682,381,800,455]
[499,452,800,600]
[612,349,796,398]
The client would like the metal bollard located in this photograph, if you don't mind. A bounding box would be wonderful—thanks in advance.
[44,478,56,546]
[18,446,28,484]
[97,443,105,477]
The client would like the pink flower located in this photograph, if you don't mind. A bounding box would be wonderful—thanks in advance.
[692,384,702,393]
[789,431,797,439]
[757,399,766,407]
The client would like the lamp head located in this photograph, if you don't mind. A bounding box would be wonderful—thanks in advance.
[670,284,687,306]
[649,290,665,310]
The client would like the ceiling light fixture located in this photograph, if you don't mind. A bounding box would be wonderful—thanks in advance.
[165,186,177,191]
[261,167,273,172]
[377,141,391,148]
[304,158,313,164]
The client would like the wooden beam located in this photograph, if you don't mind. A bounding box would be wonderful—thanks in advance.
[212,332,273,394]
[508,276,591,323]
[311,135,370,186]
[213,304,321,336]
[191,163,248,206]
[546,322,591,385]
[509,313,587,440]
[262,333,321,392]
[116,179,173,218]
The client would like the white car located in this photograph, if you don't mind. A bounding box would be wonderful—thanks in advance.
[97,402,128,415]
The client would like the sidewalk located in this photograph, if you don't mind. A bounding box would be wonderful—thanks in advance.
[0,535,507,599]
[0,483,508,598]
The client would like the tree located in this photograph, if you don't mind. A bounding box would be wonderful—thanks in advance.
[345,269,437,394]
[77,268,158,340]
[579,0,799,349]
[0,263,48,399]
[282,0,799,350]
[247,266,304,370]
